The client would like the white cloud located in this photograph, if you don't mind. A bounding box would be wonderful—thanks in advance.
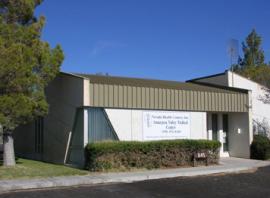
[90,40,126,56]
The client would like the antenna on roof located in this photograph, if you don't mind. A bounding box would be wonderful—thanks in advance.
[227,39,239,71]
[227,39,239,87]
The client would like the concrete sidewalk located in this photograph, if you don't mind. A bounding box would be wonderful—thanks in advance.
[0,157,270,193]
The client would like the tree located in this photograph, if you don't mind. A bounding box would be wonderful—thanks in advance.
[0,0,64,166]
[232,29,270,88]
[241,29,265,68]
[231,29,270,104]
[232,29,266,71]
[253,118,270,138]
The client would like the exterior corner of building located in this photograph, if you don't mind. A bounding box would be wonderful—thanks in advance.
[83,79,90,106]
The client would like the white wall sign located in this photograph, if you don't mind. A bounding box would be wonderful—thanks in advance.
[143,111,190,140]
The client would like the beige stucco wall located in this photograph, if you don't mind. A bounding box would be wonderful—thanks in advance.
[14,73,85,164]
[43,73,85,164]
[83,78,90,106]
[228,71,270,135]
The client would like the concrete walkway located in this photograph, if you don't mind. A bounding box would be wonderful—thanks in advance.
[0,157,270,193]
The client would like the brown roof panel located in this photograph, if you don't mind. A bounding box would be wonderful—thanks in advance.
[75,73,248,94]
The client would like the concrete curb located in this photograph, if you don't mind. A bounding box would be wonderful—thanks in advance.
[0,158,270,193]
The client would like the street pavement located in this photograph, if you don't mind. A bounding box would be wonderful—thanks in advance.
[1,165,270,198]
[1,157,269,193]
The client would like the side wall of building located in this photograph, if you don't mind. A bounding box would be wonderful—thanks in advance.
[104,108,207,141]
[14,73,85,164]
[227,71,270,135]
[13,123,37,159]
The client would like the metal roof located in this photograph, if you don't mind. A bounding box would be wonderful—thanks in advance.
[64,72,250,112]
[75,73,248,94]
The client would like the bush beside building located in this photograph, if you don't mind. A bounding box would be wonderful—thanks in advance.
[85,140,221,171]
[250,135,270,160]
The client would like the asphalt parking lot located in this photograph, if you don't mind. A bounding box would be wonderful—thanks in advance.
[1,166,270,198]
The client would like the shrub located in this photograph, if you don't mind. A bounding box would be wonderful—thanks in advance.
[85,139,221,171]
[250,135,270,160]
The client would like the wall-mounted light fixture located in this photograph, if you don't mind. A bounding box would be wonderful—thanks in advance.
[237,128,241,134]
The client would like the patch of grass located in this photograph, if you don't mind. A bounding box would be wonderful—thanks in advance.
[0,158,88,180]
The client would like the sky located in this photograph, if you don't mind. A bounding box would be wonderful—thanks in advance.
[36,0,270,81]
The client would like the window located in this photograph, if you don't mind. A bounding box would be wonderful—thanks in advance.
[35,117,44,154]
[88,108,118,142]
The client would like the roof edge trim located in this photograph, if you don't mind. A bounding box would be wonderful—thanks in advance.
[188,81,249,93]
[186,70,227,82]
[60,72,89,79]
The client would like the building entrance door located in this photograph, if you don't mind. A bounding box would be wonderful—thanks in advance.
[223,114,229,152]
[212,114,218,141]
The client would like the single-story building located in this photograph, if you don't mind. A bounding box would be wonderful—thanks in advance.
[14,71,255,167]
